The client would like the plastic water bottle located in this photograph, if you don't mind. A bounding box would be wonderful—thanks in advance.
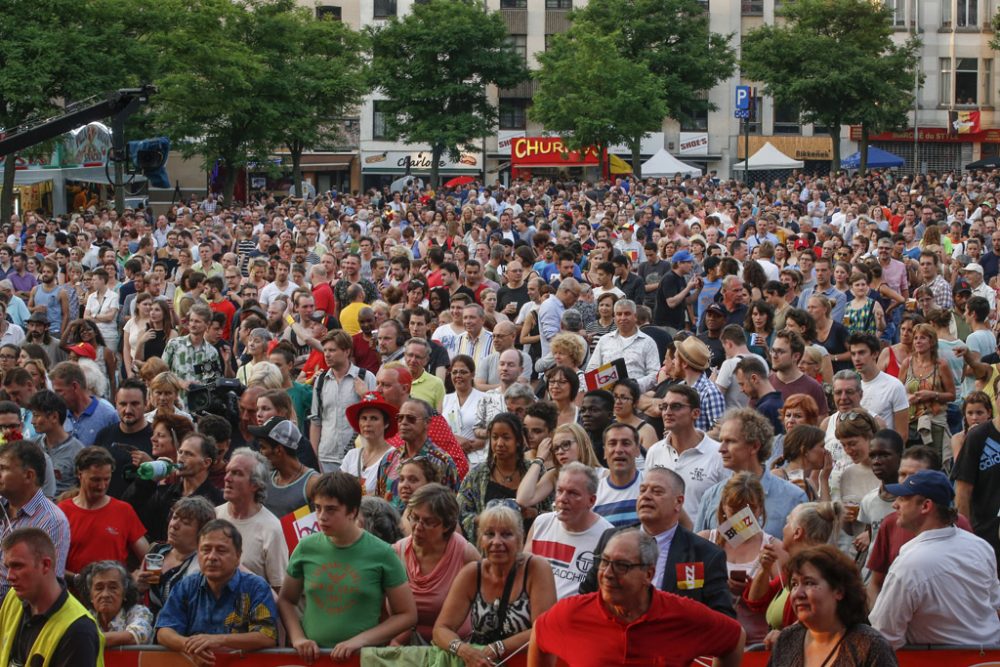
[136,458,181,481]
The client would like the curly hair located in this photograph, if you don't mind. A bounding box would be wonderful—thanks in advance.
[787,544,868,628]
[721,407,774,463]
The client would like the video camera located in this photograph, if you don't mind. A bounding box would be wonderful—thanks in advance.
[186,377,244,422]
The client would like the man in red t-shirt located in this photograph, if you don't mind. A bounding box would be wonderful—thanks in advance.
[310,264,336,316]
[528,529,745,667]
[206,276,237,341]
[58,447,148,578]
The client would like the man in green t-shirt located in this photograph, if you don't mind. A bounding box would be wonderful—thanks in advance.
[277,471,417,661]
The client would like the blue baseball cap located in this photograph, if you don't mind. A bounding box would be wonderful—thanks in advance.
[884,469,954,506]
[671,250,695,264]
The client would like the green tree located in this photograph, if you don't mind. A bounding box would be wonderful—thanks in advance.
[151,0,281,204]
[369,0,528,187]
[532,26,667,175]
[0,0,157,221]
[260,0,368,195]
[571,0,736,176]
[741,0,919,171]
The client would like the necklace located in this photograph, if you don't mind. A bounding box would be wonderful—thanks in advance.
[493,465,517,484]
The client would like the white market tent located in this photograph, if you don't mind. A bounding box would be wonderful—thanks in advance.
[640,149,702,178]
[737,142,804,170]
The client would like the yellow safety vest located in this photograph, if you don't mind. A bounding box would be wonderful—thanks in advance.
[0,588,105,667]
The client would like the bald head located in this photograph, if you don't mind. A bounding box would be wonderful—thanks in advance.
[493,321,517,352]
[498,348,524,384]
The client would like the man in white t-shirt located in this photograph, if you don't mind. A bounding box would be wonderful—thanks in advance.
[526,463,612,599]
[714,325,768,409]
[849,332,908,435]
[214,448,287,590]
[645,385,726,519]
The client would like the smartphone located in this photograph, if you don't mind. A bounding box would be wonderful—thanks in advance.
[731,570,748,583]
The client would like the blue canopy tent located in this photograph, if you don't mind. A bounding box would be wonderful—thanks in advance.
[841,146,905,170]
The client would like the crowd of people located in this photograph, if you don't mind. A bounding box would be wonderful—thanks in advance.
[2,168,1000,666]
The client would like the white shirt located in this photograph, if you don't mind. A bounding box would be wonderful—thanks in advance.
[756,258,780,282]
[214,503,288,589]
[585,330,661,391]
[85,289,119,343]
[860,371,909,429]
[442,389,486,442]
[645,432,726,519]
[258,280,300,307]
[870,525,1000,649]
[715,352,768,409]
[529,511,613,600]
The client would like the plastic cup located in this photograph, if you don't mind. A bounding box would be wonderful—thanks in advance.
[144,553,164,584]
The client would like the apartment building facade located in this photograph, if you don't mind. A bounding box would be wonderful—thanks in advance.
[298,0,1000,188]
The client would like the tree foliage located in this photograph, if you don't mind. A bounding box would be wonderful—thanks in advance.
[258,0,369,196]
[741,0,919,171]
[369,0,528,187]
[570,0,736,175]
[532,26,667,173]
[150,0,283,204]
[0,0,157,220]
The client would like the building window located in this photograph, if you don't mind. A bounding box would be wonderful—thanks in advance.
[372,101,394,140]
[741,0,763,15]
[773,101,801,134]
[373,0,396,19]
[940,58,953,105]
[984,59,993,106]
[678,103,708,132]
[507,34,527,63]
[545,0,572,8]
[499,99,528,130]
[501,0,527,7]
[957,0,978,27]
[315,5,341,20]
[885,0,905,26]
[955,58,979,105]
[943,0,980,27]
[746,97,763,135]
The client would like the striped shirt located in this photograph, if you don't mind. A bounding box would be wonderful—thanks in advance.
[594,471,643,527]
[0,488,71,598]
[456,330,494,365]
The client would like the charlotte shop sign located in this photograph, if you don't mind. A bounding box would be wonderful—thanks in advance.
[361,150,481,172]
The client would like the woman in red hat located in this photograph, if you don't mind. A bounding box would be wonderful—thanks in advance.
[343,392,399,495]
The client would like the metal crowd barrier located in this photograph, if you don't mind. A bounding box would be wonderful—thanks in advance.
[103,645,1000,666]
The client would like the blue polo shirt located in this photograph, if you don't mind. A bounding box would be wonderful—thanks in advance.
[695,470,808,539]
[155,569,278,640]
[63,395,119,446]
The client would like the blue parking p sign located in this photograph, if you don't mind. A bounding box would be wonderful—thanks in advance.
[736,85,751,111]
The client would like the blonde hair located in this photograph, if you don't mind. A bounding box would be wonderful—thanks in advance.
[790,501,843,545]
[550,332,587,367]
[477,504,524,548]
[552,422,601,469]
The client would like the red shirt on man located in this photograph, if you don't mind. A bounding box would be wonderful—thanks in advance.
[313,281,336,316]
[58,497,146,574]
[534,588,742,667]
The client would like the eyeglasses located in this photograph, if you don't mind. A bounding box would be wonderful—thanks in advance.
[0,354,16,360]
[547,378,569,387]
[397,414,424,424]
[837,410,868,422]
[613,395,633,403]
[406,514,441,529]
[661,402,690,413]
[552,440,575,453]
[596,556,647,576]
